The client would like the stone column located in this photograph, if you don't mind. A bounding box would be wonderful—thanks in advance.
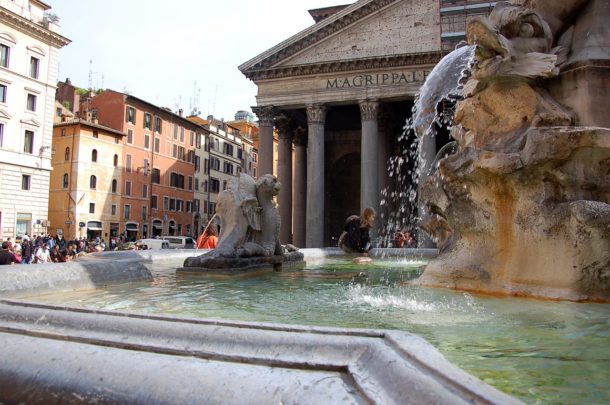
[292,127,307,248]
[252,106,276,176]
[359,100,380,237]
[275,115,293,244]
[306,104,326,248]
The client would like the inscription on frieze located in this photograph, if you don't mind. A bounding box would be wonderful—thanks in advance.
[326,70,430,89]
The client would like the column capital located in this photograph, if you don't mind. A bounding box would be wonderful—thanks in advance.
[252,105,277,127]
[359,99,379,122]
[275,115,292,141]
[293,126,308,147]
[306,104,327,124]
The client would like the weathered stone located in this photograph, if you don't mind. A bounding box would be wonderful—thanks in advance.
[416,2,610,301]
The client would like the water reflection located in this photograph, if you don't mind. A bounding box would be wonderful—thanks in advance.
[29,258,610,404]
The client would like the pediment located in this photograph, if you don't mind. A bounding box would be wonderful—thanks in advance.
[240,0,441,81]
[20,117,41,127]
[0,108,11,120]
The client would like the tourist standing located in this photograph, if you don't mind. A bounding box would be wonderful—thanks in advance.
[0,242,16,265]
[21,236,32,264]
[197,224,219,249]
[35,243,51,263]
[338,207,376,255]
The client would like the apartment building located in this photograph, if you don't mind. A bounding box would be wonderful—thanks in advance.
[49,118,124,241]
[187,115,243,222]
[439,1,496,54]
[88,90,200,240]
[228,113,258,179]
[0,0,69,239]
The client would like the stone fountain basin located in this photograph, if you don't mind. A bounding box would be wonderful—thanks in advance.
[0,249,519,404]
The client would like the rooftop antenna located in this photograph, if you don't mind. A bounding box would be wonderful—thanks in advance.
[88,60,93,90]
[210,84,218,118]
[190,81,201,116]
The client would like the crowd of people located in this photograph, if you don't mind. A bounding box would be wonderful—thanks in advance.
[0,234,106,265]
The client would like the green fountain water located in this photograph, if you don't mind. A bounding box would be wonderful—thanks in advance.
[26,258,609,404]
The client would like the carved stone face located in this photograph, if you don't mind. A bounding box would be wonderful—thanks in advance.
[466,3,555,81]
[256,174,280,198]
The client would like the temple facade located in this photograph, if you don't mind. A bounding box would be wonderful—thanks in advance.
[239,0,444,247]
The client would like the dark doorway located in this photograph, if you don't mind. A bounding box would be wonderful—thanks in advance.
[327,152,361,246]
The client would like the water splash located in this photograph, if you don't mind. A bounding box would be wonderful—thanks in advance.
[378,45,475,247]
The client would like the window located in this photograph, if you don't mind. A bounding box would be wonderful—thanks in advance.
[155,117,162,133]
[112,179,117,193]
[89,203,95,214]
[189,131,194,146]
[172,144,178,158]
[61,129,65,136]
[144,113,151,130]
[188,176,193,191]
[16,213,31,236]
[113,154,118,167]
[144,134,150,149]
[177,200,183,212]
[125,154,132,172]
[223,162,234,175]
[124,205,130,219]
[169,198,176,211]
[64,147,70,160]
[91,149,97,162]
[196,133,201,148]
[0,84,6,103]
[252,152,257,162]
[93,130,98,138]
[222,180,227,190]
[126,129,133,144]
[151,195,158,209]
[125,180,131,196]
[126,106,135,124]
[90,175,97,189]
[209,202,216,215]
[203,180,208,192]
[163,196,169,210]
[142,184,148,198]
[111,204,117,216]
[210,157,220,171]
[154,137,160,153]
[0,123,3,147]
[194,178,199,191]
[195,156,200,173]
[115,136,119,144]
[152,168,160,184]
[142,158,149,176]
[223,142,234,156]
[173,124,178,139]
[204,158,209,174]
[0,44,9,68]
[142,206,147,221]
[253,167,257,178]
[178,146,185,160]
[237,148,243,159]
[29,57,39,79]
[26,93,36,111]
[24,130,34,153]
[56,107,61,117]
[180,127,184,142]
[170,172,185,189]
[21,174,30,190]
[62,173,68,188]
[210,178,220,193]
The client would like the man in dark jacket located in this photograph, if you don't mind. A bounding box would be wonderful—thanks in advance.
[0,242,16,265]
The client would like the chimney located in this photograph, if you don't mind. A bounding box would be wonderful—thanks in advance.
[179,109,183,117]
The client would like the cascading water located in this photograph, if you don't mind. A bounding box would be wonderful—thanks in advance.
[379,44,475,248]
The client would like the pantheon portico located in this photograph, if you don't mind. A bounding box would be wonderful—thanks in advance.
[240,0,443,247]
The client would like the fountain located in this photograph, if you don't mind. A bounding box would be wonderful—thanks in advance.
[178,174,304,274]
[414,0,609,301]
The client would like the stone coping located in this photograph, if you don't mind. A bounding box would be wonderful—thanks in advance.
[0,299,520,404]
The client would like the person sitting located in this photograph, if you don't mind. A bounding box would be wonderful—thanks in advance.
[338,207,376,256]
[50,245,61,263]
[197,223,219,249]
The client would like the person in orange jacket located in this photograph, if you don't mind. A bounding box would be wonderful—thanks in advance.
[197,223,218,249]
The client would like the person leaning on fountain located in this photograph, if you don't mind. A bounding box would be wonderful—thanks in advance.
[338,207,376,256]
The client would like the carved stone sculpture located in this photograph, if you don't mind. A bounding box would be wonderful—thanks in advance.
[415,1,610,301]
[180,174,303,274]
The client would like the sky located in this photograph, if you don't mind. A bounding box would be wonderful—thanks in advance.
[49,0,352,121]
